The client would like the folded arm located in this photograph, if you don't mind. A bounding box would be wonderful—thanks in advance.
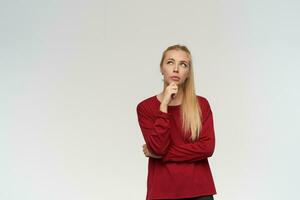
[136,103,172,156]
[162,99,215,162]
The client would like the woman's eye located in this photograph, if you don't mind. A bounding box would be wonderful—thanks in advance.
[167,61,173,64]
[181,63,187,67]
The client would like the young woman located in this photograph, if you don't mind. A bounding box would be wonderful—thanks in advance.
[136,44,217,200]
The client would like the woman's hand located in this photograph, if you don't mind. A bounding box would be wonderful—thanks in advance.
[142,144,162,159]
[161,81,178,105]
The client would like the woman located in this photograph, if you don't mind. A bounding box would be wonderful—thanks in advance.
[136,44,217,200]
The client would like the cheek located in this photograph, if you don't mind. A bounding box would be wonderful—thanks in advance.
[163,67,172,74]
[161,66,168,73]
[183,71,189,78]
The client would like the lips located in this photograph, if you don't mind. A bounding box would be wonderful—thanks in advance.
[171,76,180,80]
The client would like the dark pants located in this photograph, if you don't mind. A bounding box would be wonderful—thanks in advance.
[182,195,214,200]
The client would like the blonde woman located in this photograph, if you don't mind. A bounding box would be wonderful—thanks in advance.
[136,44,217,200]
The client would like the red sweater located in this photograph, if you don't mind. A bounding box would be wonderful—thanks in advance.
[136,95,217,200]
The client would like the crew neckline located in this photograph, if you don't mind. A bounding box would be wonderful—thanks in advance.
[154,95,182,107]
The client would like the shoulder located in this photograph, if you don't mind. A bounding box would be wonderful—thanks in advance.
[136,95,157,113]
[196,95,210,106]
[136,95,155,108]
[196,95,212,112]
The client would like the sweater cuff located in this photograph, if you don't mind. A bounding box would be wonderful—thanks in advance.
[156,109,172,119]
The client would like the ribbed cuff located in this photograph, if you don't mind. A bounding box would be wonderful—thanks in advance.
[156,109,172,119]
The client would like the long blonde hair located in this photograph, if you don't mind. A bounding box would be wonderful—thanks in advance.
[160,44,203,142]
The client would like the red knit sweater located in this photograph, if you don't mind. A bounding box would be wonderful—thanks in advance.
[136,95,217,200]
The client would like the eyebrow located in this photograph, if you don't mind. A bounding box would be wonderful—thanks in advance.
[166,58,189,64]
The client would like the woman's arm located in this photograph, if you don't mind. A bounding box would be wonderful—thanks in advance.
[142,144,162,158]
[136,103,172,156]
[162,99,215,162]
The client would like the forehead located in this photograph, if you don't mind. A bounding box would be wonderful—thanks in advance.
[165,49,190,62]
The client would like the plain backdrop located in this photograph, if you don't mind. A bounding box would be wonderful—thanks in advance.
[1,0,299,199]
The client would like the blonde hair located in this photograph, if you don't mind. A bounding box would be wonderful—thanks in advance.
[160,44,203,142]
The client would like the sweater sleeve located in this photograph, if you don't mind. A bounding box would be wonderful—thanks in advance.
[162,99,215,162]
[136,103,172,156]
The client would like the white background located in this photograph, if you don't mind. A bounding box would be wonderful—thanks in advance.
[1,0,299,199]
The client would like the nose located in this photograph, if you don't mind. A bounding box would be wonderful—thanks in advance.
[173,63,179,72]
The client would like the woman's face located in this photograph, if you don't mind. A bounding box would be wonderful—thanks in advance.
[161,49,190,86]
